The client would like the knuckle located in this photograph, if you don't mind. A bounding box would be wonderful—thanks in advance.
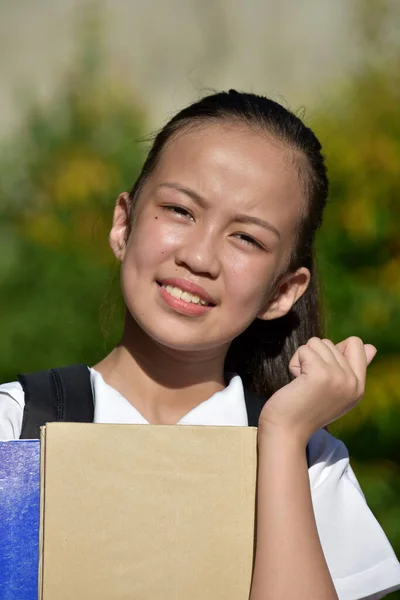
[300,343,314,356]
[348,335,363,346]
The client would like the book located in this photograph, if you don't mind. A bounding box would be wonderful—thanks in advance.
[39,423,257,600]
[0,440,40,600]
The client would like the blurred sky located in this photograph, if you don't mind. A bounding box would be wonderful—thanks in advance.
[0,0,371,138]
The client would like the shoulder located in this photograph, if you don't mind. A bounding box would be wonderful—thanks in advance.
[0,381,25,440]
[308,429,400,599]
[0,367,97,440]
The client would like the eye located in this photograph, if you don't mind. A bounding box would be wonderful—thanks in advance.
[234,233,263,249]
[162,205,194,220]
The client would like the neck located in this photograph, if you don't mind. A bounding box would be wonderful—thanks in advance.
[93,313,228,424]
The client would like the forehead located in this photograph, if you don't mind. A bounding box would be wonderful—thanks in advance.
[149,122,305,234]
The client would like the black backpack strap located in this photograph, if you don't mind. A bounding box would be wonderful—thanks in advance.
[243,388,266,427]
[243,387,311,467]
[18,364,94,439]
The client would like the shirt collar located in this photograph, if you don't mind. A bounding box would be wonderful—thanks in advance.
[90,369,248,427]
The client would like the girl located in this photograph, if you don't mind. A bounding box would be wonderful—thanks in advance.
[1,90,399,599]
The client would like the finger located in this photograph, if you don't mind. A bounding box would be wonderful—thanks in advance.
[335,338,377,367]
[307,337,342,367]
[322,339,352,372]
[289,344,325,378]
[336,336,368,384]
[364,343,378,365]
[289,347,301,377]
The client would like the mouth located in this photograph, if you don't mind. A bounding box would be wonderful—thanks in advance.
[157,282,215,307]
[156,280,215,317]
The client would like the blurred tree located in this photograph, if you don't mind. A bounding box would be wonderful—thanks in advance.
[0,7,147,381]
[314,0,400,438]
[314,0,400,572]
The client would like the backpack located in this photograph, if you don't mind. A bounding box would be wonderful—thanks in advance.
[17,364,310,465]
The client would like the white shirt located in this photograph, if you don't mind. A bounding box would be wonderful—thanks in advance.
[0,369,399,600]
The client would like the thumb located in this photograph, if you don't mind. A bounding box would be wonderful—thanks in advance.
[363,343,377,365]
[288,346,304,378]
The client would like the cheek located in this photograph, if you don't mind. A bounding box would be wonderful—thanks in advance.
[124,216,184,271]
[224,253,276,311]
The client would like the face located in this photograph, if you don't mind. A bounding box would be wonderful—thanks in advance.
[110,122,310,354]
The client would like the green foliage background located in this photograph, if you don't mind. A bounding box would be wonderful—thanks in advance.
[0,1,399,593]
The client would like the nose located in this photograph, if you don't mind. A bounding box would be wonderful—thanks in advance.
[174,227,221,279]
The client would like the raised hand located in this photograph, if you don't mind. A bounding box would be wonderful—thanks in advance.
[259,336,377,444]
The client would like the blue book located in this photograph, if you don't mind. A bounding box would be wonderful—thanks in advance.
[0,440,40,600]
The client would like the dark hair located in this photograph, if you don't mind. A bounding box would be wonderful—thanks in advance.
[128,90,329,399]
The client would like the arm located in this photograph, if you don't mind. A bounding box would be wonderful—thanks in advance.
[250,425,338,600]
[249,336,377,600]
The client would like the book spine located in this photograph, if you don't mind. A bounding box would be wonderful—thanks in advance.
[38,427,46,600]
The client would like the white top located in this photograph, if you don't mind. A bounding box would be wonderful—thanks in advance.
[1,369,399,600]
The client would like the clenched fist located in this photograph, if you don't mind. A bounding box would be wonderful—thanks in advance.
[259,336,377,445]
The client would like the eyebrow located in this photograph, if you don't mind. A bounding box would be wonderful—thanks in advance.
[157,182,207,207]
[235,214,281,239]
[157,182,281,240]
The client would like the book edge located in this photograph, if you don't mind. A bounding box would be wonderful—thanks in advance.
[38,426,46,600]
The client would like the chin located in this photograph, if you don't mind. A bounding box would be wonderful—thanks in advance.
[125,298,239,355]
[134,315,229,355]
[145,326,218,353]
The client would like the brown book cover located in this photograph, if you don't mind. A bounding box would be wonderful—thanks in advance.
[39,422,257,600]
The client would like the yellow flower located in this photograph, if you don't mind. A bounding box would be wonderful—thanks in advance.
[379,258,400,295]
[48,152,119,206]
[339,196,377,240]
[20,212,66,248]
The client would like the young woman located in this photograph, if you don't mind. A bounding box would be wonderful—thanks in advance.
[1,91,399,599]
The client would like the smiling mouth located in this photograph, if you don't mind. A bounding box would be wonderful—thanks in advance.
[157,282,214,307]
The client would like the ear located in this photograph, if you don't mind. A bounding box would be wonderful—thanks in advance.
[109,192,131,261]
[257,267,311,321]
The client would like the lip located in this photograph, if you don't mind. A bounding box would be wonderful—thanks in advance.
[157,284,214,317]
[157,277,216,305]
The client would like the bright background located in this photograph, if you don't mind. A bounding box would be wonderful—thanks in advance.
[0,0,399,591]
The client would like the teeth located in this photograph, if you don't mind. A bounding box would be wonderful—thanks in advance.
[162,284,210,306]
[171,287,182,299]
[181,291,192,302]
